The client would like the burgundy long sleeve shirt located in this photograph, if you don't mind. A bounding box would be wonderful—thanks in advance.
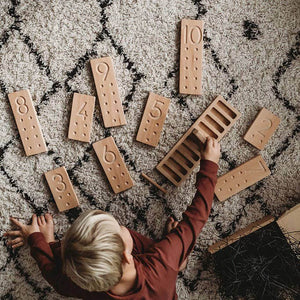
[28,160,218,299]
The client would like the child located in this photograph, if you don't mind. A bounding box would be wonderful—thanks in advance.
[4,137,220,299]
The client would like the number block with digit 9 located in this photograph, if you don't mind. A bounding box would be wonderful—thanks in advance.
[8,89,47,156]
[179,19,204,95]
[90,57,126,128]
[244,108,280,150]
[68,93,95,142]
[136,93,170,147]
[93,136,134,193]
[44,166,80,212]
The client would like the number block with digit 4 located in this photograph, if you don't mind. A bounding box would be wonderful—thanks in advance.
[136,93,170,147]
[93,136,134,193]
[8,89,47,156]
[244,108,280,150]
[68,93,95,142]
[44,166,80,212]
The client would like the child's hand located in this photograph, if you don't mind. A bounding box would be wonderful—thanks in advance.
[4,214,40,249]
[201,137,220,164]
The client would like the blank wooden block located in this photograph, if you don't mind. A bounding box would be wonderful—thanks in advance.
[90,57,126,128]
[244,108,280,150]
[93,137,134,193]
[156,95,241,186]
[8,89,47,156]
[136,93,170,147]
[179,19,204,95]
[141,173,167,194]
[215,155,271,202]
[45,166,79,212]
[68,93,95,142]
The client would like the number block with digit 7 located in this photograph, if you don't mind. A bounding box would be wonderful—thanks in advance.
[44,166,80,212]
[93,136,134,193]
[136,93,170,147]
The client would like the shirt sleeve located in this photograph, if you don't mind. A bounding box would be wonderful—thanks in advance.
[149,159,218,271]
[127,228,155,255]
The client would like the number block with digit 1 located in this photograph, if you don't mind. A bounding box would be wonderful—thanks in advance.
[93,136,134,193]
[90,57,126,128]
[8,89,47,156]
[68,93,95,142]
[136,93,170,147]
[44,166,80,212]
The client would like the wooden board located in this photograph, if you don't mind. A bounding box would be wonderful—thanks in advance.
[215,155,271,202]
[244,108,280,150]
[68,93,95,142]
[208,216,275,254]
[90,57,126,128]
[93,136,134,193]
[44,166,79,212]
[156,95,241,186]
[179,19,204,95]
[141,173,167,194]
[8,89,47,156]
[136,93,170,147]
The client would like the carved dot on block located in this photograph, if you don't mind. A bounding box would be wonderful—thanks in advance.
[112,176,116,180]
[20,118,23,122]
[67,193,71,196]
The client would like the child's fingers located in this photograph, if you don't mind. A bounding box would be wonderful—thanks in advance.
[206,137,213,148]
[4,230,22,237]
[7,237,23,245]
[10,217,24,229]
[31,214,38,226]
[12,241,24,249]
[40,215,46,225]
[37,217,41,226]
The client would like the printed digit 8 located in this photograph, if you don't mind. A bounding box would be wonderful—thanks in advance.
[15,96,29,115]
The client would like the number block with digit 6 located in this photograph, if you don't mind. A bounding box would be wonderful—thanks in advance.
[136,93,170,147]
[93,136,134,193]
[44,166,80,212]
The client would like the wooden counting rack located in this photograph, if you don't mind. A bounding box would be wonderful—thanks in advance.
[136,93,170,147]
[156,95,241,186]
[90,57,126,128]
[93,136,134,193]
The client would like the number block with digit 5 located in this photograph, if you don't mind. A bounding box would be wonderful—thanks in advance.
[44,166,80,212]
[68,93,95,142]
[136,93,170,147]
[93,136,134,193]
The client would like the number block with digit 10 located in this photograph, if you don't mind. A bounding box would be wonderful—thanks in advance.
[136,93,170,147]
[44,166,80,212]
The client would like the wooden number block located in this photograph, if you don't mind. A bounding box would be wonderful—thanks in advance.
[156,95,241,186]
[68,93,95,142]
[90,57,126,128]
[93,136,134,193]
[8,89,47,156]
[244,108,280,150]
[45,166,79,212]
[136,93,170,147]
[179,19,204,95]
[215,155,271,202]
[141,173,167,194]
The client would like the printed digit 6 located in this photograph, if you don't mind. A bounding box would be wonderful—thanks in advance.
[15,96,29,115]
[103,145,116,164]
[53,174,66,192]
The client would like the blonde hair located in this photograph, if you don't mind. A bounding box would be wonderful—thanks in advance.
[62,210,125,292]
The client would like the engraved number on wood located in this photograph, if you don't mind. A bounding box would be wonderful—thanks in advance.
[53,174,66,192]
[103,145,116,164]
[15,96,29,115]
[184,25,202,44]
[257,119,272,137]
[78,102,88,120]
[149,100,164,120]
[97,62,109,81]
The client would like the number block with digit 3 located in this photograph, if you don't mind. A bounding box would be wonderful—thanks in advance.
[93,136,134,193]
[8,89,47,156]
[68,93,95,142]
[90,57,126,128]
[44,166,80,212]
[244,108,280,150]
[215,155,271,202]
[136,93,170,147]
[180,19,204,95]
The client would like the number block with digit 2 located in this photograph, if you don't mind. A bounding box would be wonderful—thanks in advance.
[215,155,271,202]
[180,19,204,95]
[136,93,170,147]
[44,166,80,212]
[93,136,134,193]
[90,57,126,128]
[68,93,95,142]
[8,89,47,156]
[244,108,280,150]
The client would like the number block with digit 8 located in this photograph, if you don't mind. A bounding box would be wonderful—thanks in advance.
[8,89,47,156]
[44,166,80,212]
[93,136,134,193]
[136,92,170,147]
